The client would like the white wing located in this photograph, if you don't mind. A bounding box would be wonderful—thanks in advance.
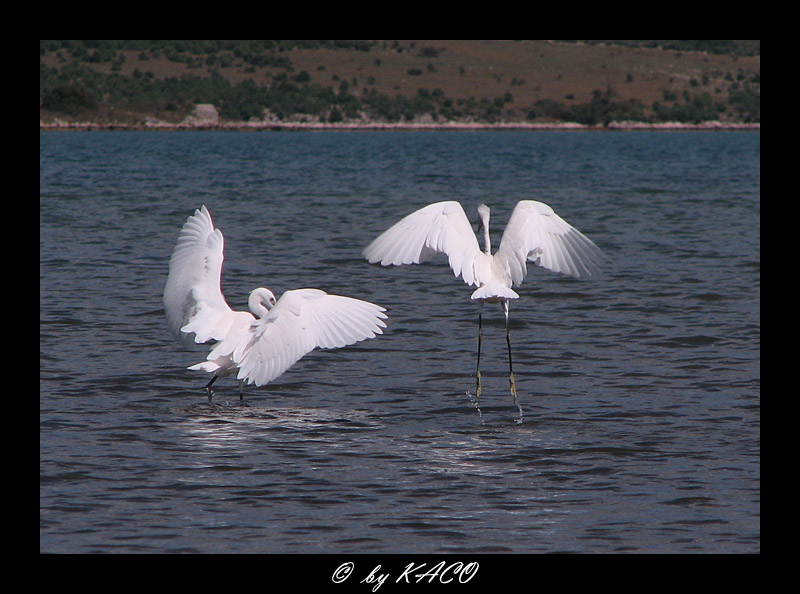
[363,201,485,286]
[163,206,239,345]
[494,200,606,284]
[236,289,388,386]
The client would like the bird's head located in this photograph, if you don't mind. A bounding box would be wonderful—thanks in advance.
[248,287,277,318]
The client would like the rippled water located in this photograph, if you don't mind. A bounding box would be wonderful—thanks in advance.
[40,130,759,553]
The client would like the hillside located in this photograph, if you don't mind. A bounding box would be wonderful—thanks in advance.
[39,40,760,129]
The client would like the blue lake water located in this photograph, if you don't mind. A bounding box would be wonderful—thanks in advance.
[40,130,759,554]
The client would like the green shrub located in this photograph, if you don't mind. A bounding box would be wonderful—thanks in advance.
[41,84,97,115]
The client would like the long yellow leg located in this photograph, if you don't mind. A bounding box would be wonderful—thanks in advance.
[503,301,517,406]
[475,301,484,404]
[204,375,218,403]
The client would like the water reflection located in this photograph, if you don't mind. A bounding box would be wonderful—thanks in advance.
[175,404,382,450]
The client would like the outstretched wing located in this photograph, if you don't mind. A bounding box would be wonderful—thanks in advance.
[494,200,606,285]
[362,201,485,286]
[236,289,388,386]
[163,206,237,345]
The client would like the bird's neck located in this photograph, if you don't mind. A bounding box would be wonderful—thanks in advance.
[482,226,492,255]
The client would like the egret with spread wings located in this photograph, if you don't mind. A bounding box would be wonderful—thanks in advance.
[363,200,604,407]
[164,206,387,402]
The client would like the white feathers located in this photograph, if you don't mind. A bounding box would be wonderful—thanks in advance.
[163,205,234,344]
[164,199,602,399]
[363,199,604,411]
[164,206,387,389]
[236,289,388,386]
[363,200,605,300]
[362,201,487,287]
[494,200,606,284]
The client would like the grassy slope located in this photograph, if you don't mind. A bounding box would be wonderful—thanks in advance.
[40,40,760,125]
[290,40,757,109]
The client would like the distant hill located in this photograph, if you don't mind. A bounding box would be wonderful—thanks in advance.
[39,40,760,127]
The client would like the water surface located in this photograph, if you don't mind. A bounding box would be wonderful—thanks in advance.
[40,130,760,553]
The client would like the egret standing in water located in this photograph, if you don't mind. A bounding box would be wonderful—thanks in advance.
[164,206,388,402]
[363,200,604,409]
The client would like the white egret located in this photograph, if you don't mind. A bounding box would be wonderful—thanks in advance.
[363,200,604,407]
[164,206,387,402]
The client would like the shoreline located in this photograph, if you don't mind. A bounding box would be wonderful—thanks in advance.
[39,119,760,132]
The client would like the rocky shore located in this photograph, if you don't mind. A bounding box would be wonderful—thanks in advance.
[40,103,760,132]
[39,119,761,132]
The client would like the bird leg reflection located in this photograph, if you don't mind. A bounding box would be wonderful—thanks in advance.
[475,301,484,405]
[503,301,518,406]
